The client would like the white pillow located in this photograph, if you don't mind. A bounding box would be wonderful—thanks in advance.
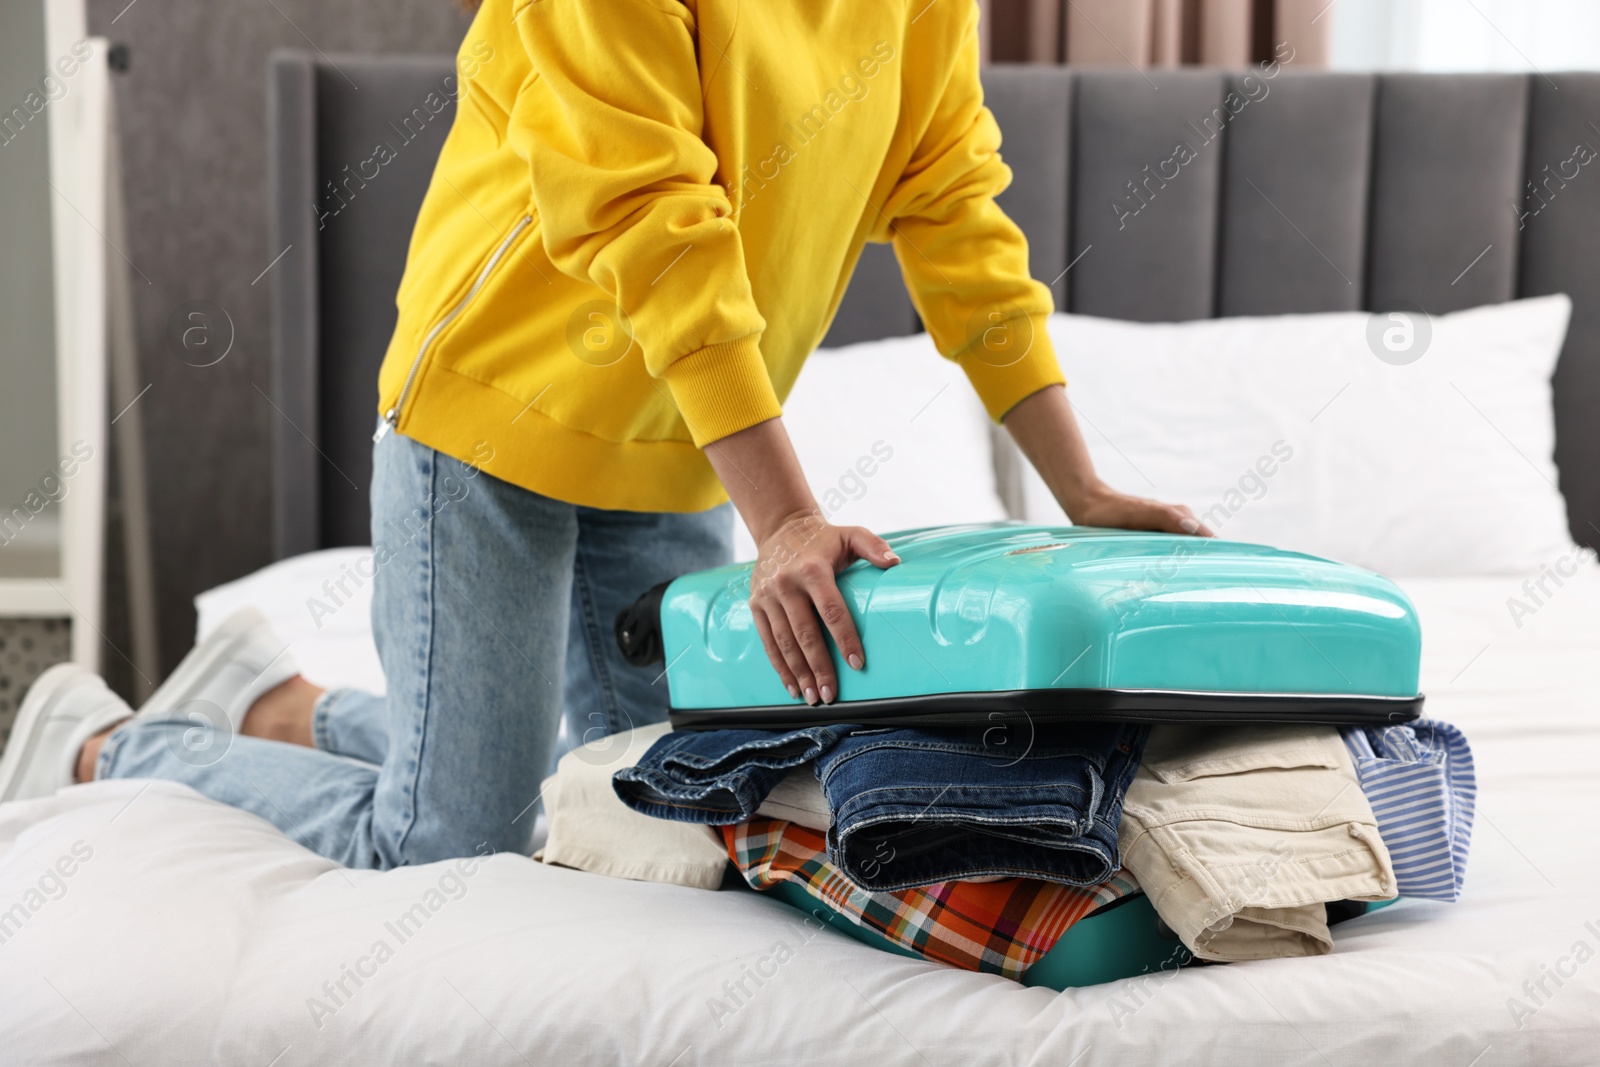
[1021,295,1575,576]
[194,547,387,694]
[733,333,1008,560]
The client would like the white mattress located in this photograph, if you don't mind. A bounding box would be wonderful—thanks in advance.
[3,552,1599,1065]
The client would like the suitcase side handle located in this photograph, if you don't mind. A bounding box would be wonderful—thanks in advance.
[614,580,674,667]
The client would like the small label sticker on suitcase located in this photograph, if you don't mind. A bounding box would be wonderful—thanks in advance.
[1005,542,1074,555]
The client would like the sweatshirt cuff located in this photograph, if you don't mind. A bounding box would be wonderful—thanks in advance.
[659,335,783,447]
[954,314,1065,422]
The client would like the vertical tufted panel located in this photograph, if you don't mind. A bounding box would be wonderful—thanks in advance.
[1218,72,1375,315]
[1069,70,1227,322]
[1366,74,1527,314]
[983,65,1073,308]
[311,57,459,549]
[269,51,322,560]
[1519,74,1600,547]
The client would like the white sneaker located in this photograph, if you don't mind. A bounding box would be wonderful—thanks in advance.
[0,664,133,802]
[138,607,300,731]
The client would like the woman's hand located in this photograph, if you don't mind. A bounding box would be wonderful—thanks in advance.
[1069,484,1213,537]
[748,510,900,706]
[701,417,899,705]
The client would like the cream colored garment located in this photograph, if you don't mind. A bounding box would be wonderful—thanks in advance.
[1118,724,1396,962]
[535,722,728,890]
[755,767,831,830]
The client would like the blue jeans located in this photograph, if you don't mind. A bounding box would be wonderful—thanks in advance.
[98,431,732,869]
[613,722,1148,891]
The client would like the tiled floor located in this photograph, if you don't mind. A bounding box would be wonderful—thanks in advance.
[0,618,73,750]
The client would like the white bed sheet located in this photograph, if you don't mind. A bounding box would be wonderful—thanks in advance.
[2,560,1598,1066]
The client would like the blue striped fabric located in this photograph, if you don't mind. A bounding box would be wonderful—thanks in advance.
[1341,720,1476,902]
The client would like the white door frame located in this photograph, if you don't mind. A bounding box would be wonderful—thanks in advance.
[0,0,113,673]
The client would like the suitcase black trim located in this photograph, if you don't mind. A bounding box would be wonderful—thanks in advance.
[668,688,1424,730]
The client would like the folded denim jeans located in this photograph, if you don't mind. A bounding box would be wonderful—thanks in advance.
[613,721,1149,892]
[819,723,1148,891]
[611,725,855,823]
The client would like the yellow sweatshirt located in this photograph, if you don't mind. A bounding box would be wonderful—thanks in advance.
[376,0,1062,513]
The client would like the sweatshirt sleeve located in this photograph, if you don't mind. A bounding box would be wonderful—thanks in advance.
[508,0,780,446]
[880,7,1064,422]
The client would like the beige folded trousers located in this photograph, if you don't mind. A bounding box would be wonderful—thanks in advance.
[1118,724,1396,962]
[536,723,832,890]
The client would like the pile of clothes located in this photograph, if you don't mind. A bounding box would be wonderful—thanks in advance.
[537,717,1475,983]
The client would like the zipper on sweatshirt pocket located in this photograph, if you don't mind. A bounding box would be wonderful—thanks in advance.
[375,214,533,443]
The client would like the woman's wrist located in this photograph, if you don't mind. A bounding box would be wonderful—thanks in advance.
[1004,385,1103,516]
[1057,478,1114,524]
[702,418,823,545]
[750,502,826,547]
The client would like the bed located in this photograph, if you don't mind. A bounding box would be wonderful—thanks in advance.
[2,58,1599,1065]
[2,558,1596,1064]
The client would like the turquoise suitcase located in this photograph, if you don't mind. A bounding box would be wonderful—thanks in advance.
[640,523,1423,729]
[747,879,1400,988]
[622,524,1416,986]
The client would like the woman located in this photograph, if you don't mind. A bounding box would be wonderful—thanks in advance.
[0,0,1203,867]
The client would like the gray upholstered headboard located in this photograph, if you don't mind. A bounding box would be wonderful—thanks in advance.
[270,54,1600,557]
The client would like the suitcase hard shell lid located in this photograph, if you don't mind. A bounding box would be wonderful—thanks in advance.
[662,524,1423,730]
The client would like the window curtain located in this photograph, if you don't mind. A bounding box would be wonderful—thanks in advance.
[980,0,1330,67]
